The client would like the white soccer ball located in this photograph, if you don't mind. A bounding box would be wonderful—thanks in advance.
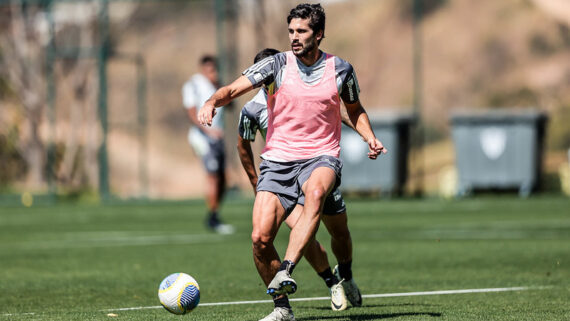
[158,272,200,315]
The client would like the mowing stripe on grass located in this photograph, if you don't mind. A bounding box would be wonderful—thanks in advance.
[7,233,228,250]
[102,286,537,312]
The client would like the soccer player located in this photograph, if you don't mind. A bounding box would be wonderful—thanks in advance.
[237,48,361,312]
[198,4,386,320]
[183,55,234,235]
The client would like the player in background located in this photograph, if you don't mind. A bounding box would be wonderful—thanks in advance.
[237,48,361,312]
[183,55,234,235]
[198,4,386,320]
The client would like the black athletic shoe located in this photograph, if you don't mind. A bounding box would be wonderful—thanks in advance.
[205,215,235,235]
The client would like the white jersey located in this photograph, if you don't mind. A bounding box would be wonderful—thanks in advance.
[182,73,225,130]
[183,73,224,156]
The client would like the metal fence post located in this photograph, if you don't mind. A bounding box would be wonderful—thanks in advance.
[97,0,110,200]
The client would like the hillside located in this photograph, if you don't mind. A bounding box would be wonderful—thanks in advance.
[120,0,569,197]
[2,0,569,198]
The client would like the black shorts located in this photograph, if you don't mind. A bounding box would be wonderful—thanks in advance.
[256,155,343,216]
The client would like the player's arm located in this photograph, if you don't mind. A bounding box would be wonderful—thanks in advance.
[344,100,387,159]
[198,76,254,126]
[340,105,355,130]
[338,61,386,159]
[237,136,258,194]
[182,81,222,138]
[186,106,222,139]
[200,54,281,126]
[237,106,261,193]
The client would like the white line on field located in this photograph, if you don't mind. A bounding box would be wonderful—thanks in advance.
[102,286,541,312]
[1,312,35,317]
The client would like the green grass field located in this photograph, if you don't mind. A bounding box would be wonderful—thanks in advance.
[1,196,569,320]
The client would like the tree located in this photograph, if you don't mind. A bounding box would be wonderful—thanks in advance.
[0,2,48,189]
[0,1,100,192]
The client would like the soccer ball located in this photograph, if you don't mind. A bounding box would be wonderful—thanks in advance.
[158,272,200,315]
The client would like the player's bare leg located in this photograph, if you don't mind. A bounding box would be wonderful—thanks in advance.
[251,193,293,295]
[264,167,339,310]
[283,167,336,264]
[252,191,295,319]
[321,213,352,264]
[286,204,346,310]
[205,173,233,234]
[205,173,220,216]
[322,212,362,307]
[313,208,352,311]
[285,205,330,274]
[252,191,287,286]
[216,170,225,205]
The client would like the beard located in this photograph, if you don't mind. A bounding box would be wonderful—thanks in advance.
[292,39,317,58]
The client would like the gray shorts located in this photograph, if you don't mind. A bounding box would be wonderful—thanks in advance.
[202,139,225,174]
[256,155,343,216]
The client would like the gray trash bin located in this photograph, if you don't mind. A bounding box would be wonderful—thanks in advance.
[450,109,547,197]
[339,111,414,196]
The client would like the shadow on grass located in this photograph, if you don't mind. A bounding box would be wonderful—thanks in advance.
[310,303,440,311]
[297,312,442,320]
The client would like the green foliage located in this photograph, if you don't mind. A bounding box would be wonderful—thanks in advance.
[0,76,11,99]
[547,105,570,151]
[52,143,98,197]
[485,86,539,108]
[418,122,447,144]
[0,197,569,320]
[528,24,570,57]
[541,171,562,193]
[529,32,556,56]
[0,126,26,187]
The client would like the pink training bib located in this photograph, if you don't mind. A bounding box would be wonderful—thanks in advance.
[262,51,342,161]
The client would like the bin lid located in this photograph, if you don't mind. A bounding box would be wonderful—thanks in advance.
[450,108,548,124]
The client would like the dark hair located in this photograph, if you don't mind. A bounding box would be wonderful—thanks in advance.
[287,3,326,42]
[200,55,217,65]
[254,48,280,63]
